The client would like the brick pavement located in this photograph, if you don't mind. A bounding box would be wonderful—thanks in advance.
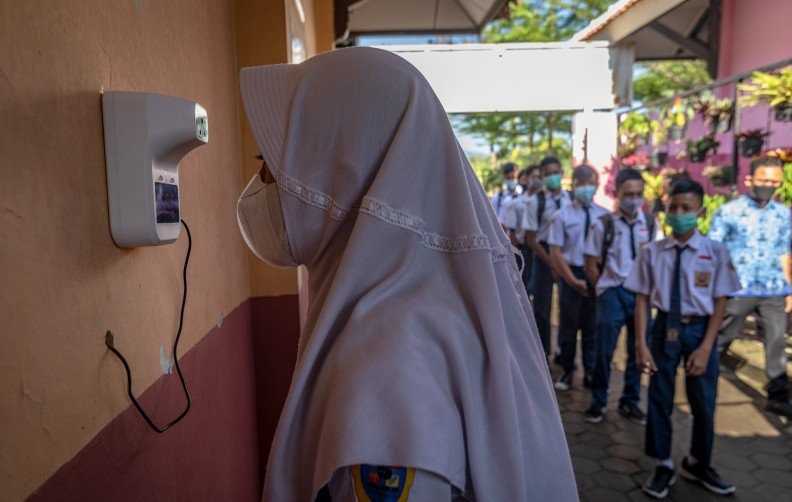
[554,337,792,502]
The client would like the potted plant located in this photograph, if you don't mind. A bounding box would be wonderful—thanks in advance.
[702,164,734,187]
[686,135,719,162]
[736,129,771,157]
[618,112,652,155]
[693,93,735,133]
[739,66,792,122]
[661,97,694,140]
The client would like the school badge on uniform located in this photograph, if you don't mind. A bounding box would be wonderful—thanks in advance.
[353,465,415,502]
[694,271,712,288]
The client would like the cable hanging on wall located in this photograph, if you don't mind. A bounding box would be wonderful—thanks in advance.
[104,219,193,433]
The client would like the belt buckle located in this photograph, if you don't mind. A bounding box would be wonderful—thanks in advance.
[666,327,679,342]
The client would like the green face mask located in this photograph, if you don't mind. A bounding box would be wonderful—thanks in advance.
[544,174,562,191]
[667,212,698,235]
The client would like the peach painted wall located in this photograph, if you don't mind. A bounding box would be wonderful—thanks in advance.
[0,0,298,499]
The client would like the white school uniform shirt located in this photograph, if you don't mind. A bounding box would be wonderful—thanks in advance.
[491,190,516,222]
[522,190,571,244]
[624,231,741,316]
[547,201,607,267]
[502,192,530,242]
[584,210,660,296]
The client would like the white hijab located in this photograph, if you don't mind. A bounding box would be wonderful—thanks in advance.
[237,47,577,502]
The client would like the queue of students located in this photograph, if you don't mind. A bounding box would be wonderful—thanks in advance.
[495,155,792,500]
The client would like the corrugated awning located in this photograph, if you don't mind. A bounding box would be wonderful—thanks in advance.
[335,0,509,40]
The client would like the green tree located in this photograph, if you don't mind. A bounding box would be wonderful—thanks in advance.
[633,61,712,103]
[482,0,614,42]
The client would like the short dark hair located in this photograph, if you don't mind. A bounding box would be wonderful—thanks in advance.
[750,156,784,174]
[520,165,541,178]
[501,162,517,176]
[669,178,704,205]
[572,164,597,183]
[540,156,561,168]
[615,168,644,189]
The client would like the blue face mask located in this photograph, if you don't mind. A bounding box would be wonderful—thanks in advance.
[667,212,699,235]
[544,174,562,191]
[574,185,596,205]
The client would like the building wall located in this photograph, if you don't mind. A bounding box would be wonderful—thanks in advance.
[0,0,309,500]
[716,0,792,187]
[718,0,792,79]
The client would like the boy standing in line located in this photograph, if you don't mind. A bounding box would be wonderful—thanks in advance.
[523,156,570,357]
[583,168,653,423]
[626,179,740,499]
[548,164,606,390]
[503,165,543,292]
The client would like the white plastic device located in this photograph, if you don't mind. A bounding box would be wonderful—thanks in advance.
[102,91,208,247]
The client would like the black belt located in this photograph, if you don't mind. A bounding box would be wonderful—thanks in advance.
[657,311,708,325]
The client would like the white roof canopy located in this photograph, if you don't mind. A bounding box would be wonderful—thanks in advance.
[342,0,508,36]
[572,0,717,69]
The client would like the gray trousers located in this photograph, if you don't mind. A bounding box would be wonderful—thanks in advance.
[720,296,789,399]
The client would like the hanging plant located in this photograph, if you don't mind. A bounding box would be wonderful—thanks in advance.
[736,129,771,158]
[686,134,719,163]
[650,119,667,146]
[702,164,734,187]
[693,93,735,133]
[739,66,792,122]
[661,97,694,141]
[618,111,652,156]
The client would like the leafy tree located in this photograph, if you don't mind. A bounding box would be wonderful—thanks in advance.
[633,61,711,103]
[482,0,615,42]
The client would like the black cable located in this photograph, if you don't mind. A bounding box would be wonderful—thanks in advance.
[105,219,193,433]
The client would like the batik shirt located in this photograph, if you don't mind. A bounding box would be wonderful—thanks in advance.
[708,195,791,297]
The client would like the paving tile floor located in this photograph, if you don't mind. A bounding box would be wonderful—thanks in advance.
[552,334,792,502]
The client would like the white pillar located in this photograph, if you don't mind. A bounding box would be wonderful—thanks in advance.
[573,110,618,210]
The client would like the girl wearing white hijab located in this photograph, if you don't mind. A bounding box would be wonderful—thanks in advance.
[237,47,578,502]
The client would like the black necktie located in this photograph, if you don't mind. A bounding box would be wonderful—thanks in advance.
[622,218,637,260]
[669,245,686,328]
[584,206,591,240]
[554,197,562,210]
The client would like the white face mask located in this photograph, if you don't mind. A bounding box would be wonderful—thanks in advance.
[237,179,297,268]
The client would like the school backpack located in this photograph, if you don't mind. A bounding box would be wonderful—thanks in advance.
[599,211,656,271]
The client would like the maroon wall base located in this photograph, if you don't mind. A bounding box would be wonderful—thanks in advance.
[27,295,300,502]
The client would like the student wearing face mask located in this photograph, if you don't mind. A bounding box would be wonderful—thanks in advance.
[627,179,740,499]
[523,156,571,357]
[548,165,607,391]
[582,168,658,424]
[491,162,519,221]
[709,156,792,419]
[236,47,577,502]
[502,165,542,292]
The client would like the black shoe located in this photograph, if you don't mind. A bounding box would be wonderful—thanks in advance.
[618,401,647,425]
[554,371,573,391]
[766,399,792,419]
[680,457,736,496]
[643,465,677,499]
[584,405,604,424]
[583,373,593,389]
